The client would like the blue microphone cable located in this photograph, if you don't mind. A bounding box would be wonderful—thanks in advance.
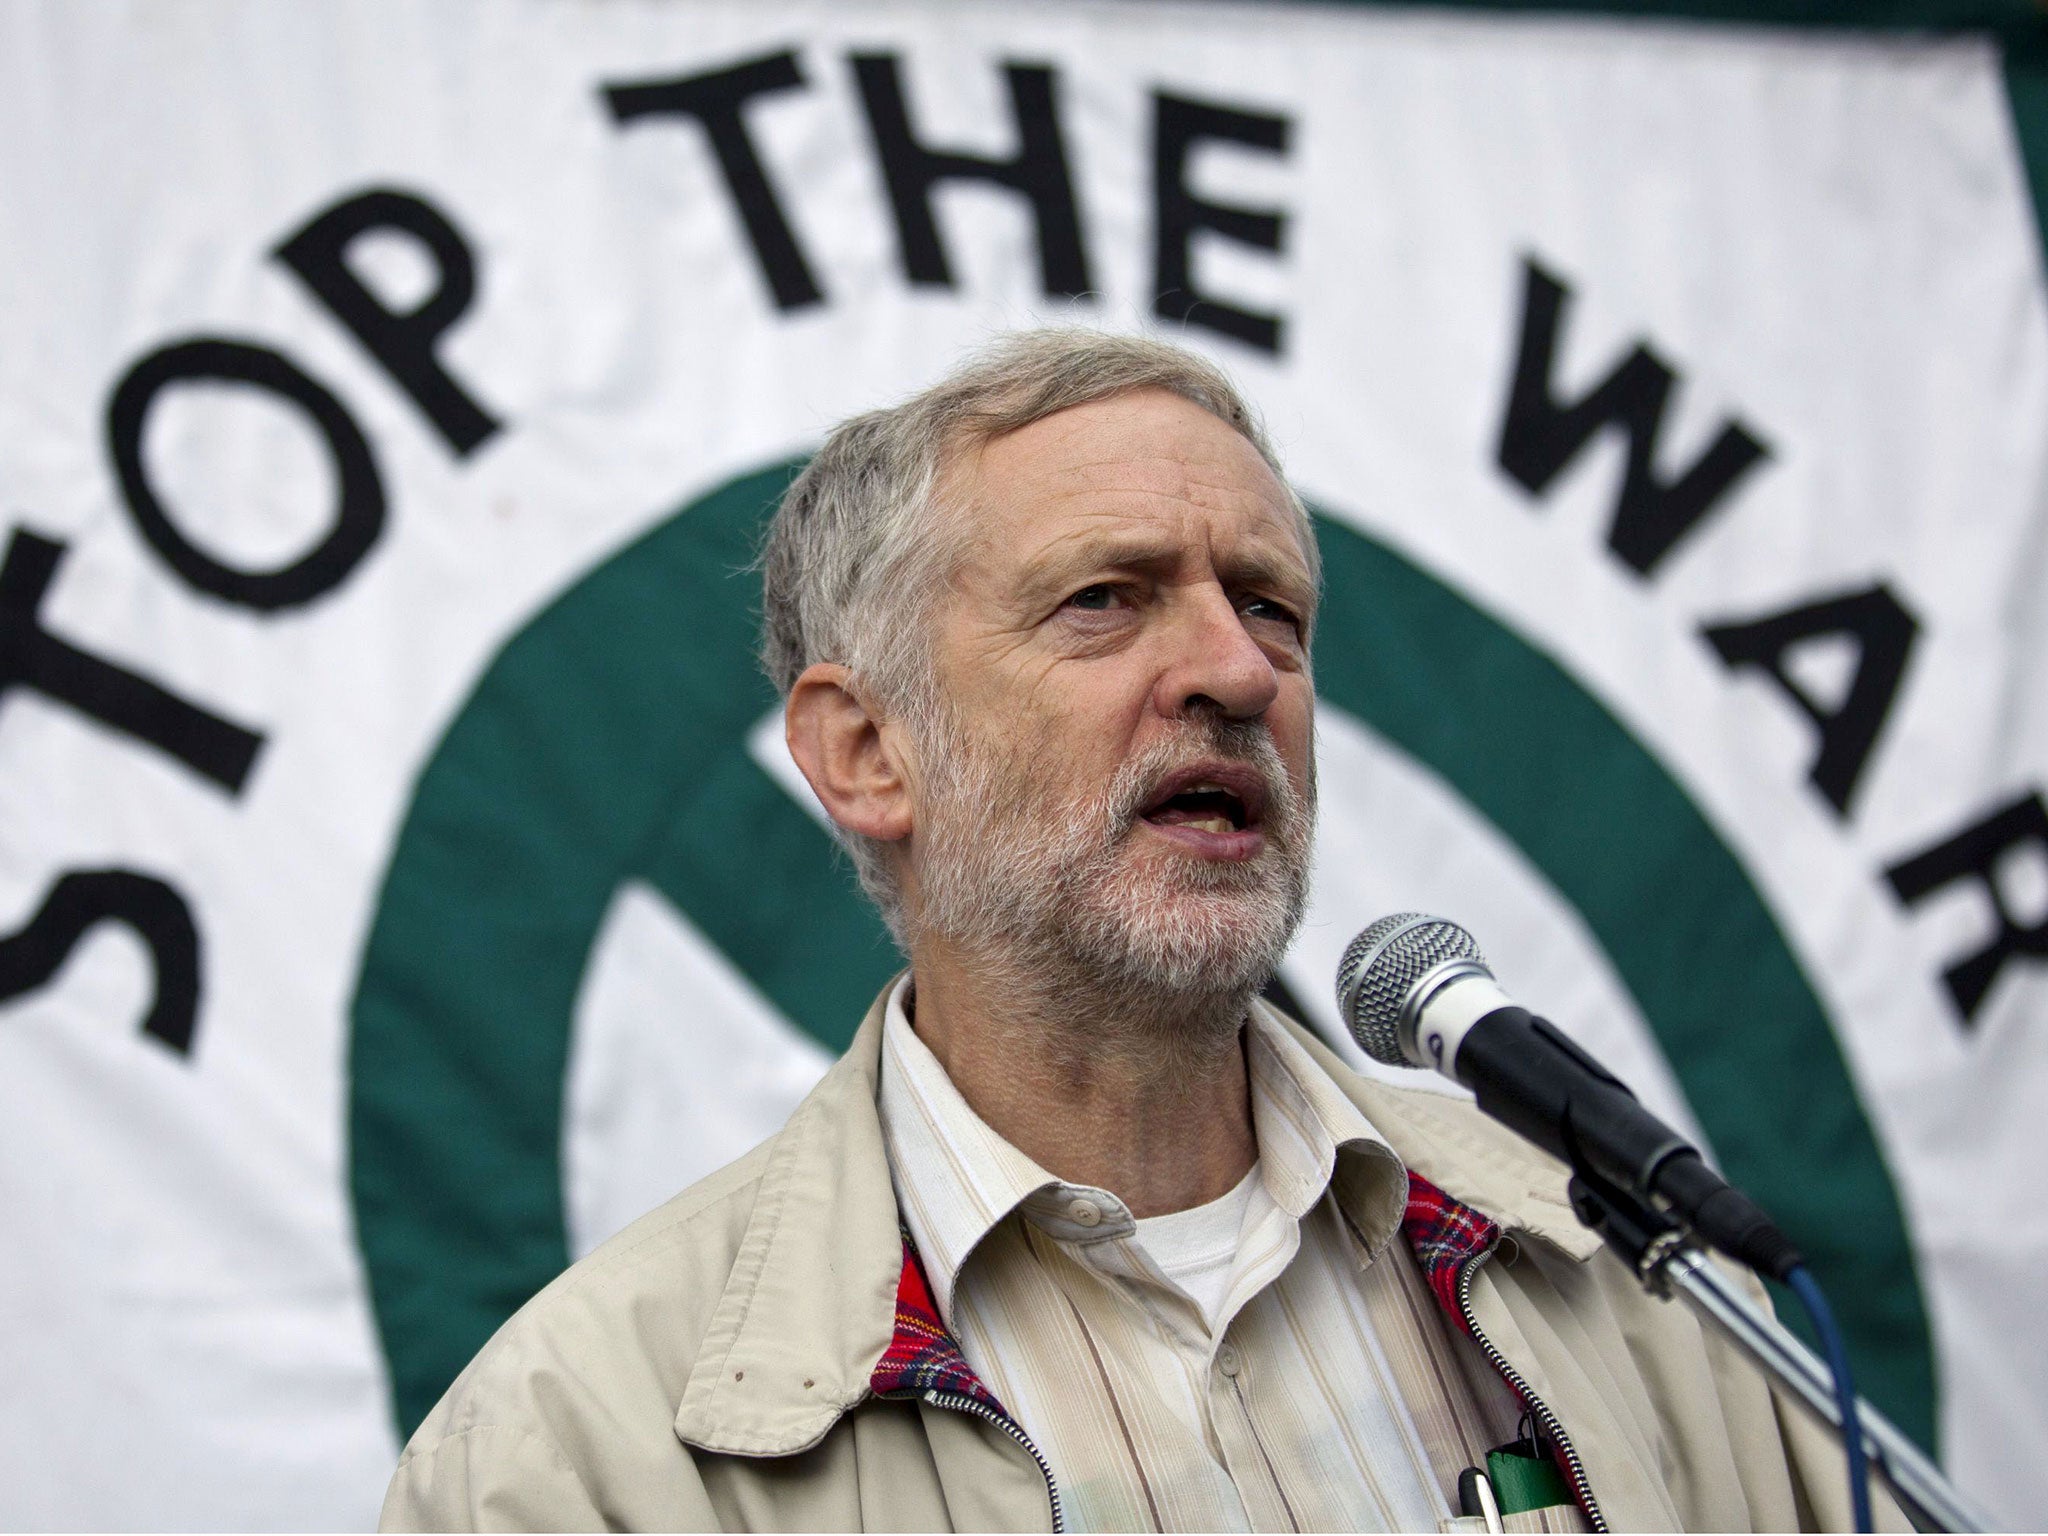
[1785,1264,1872,1532]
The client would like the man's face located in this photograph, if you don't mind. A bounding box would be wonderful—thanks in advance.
[902,387,1319,999]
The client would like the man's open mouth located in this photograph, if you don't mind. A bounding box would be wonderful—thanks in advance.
[1138,766,1267,836]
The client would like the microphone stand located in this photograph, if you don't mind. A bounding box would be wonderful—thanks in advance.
[1564,1168,1989,1533]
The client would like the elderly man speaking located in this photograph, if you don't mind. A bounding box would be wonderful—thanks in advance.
[383,332,1882,1532]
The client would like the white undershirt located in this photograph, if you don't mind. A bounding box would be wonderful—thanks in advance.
[1130,1163,1266,1332]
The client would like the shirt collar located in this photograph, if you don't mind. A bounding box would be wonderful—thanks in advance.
[1245,1003,1410,1254]
[875,977,1412,1328]
[877,976,1069,1328]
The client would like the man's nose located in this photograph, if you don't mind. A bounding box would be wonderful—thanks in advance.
[1155,586,1282,721]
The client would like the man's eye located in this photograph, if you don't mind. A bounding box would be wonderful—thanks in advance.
[1242,596,1300,629]
[1065,585,1118,611]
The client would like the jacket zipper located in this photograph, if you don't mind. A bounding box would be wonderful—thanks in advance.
[1456,1250,1607,1534]
[919,1388,1066,1533]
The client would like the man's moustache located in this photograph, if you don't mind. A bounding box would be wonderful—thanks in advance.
[1110,721,1292,828]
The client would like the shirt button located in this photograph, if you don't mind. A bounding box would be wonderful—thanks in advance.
[1067,1198,1103,1227]
[1216,1343,1242,1377]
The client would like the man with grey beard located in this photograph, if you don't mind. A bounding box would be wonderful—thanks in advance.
[384,332,1893,1533]
[909,701,1311,1085]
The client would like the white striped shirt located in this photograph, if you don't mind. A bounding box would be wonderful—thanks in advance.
[877,978,1568,1533]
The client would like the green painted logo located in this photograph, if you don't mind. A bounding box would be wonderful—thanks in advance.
[349,462,1933,1451]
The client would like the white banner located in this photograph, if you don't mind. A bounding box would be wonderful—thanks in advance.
[1,1,2043,1526]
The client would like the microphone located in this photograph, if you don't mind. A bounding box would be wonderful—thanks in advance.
[1336,913,1801,1282]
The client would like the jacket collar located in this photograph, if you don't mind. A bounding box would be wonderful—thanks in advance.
[673,990,1598,1457]
[1266,1000,1602,1266]
[673,988,904,1456]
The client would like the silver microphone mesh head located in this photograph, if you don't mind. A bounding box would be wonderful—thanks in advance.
[1335,914,1489,1065]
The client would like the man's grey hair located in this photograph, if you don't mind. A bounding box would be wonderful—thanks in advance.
[758,327,1318,934]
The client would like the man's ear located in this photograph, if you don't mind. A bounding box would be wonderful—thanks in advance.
[784,663,915,843]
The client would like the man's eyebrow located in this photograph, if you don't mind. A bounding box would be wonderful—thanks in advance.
[1021,534,1316,600]
[1229,549,1320,608]
[1023,536,1183,584]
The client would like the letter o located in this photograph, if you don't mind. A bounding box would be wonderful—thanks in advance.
[106,338,386,611]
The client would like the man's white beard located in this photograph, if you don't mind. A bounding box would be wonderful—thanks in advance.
[909,706,1315,1010]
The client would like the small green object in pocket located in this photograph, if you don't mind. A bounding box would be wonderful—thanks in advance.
[1484,1448,1571,1515]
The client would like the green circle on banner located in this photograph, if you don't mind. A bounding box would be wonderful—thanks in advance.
[348,461,1933,1452]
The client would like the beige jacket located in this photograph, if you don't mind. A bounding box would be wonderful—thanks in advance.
[382,993,1901,1532]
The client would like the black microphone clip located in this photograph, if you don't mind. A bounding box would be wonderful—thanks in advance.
[1336,914,1804,1284]
[1458,1005,1803,1282]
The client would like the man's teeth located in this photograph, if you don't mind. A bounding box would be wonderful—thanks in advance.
[1185,815,1233,834]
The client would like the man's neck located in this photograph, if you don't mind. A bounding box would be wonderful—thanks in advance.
[905,940,1259,1218]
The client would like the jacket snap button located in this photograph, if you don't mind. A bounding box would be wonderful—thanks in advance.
[1216,1344,1242,1377]
[1067,1198,1103,1227]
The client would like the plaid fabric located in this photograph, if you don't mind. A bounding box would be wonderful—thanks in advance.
[868,1233,1013,1420]
[1400,1171,1502,1331]
[1402,1173,1593,1526]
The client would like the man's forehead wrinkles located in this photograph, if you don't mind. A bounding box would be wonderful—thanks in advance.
[1005,481,1294,545]
[1030,452,1274,503]
[1004,506,1298,563]
[946,391,1313,607]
